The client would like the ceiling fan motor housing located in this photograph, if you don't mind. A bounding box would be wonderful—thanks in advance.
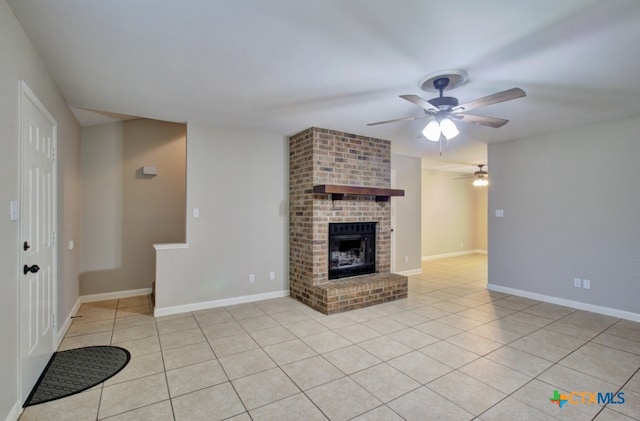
[474,165,488,177]
[428,96,459,110]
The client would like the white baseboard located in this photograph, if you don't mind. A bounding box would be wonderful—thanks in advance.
[487,284,640,323]
[154,290,290,317]
[55,297,82,348]
[4,400,21,421]
[422,250,486,261]
[396,268,423,276]
[80,288,152,304]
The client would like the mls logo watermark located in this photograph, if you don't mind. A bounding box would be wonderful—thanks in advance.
[550,390,625,408]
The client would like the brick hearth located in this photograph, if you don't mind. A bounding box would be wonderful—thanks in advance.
[289,127,407,314]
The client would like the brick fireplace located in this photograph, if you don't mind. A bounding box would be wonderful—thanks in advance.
[289,127,408,314]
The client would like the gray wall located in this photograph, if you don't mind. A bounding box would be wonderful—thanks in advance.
[391,154,422,273]
[0,0,81,416]
[80,119,186,295]
[155,124,289,309]
[421,168,487,258]
[488,115,640,314]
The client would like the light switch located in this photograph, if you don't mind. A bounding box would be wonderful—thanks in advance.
[10,201,19,221]
[495,209,504,217]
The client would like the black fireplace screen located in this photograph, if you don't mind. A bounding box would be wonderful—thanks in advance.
[328,222,376,279]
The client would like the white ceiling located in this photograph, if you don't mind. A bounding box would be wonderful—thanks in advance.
[8,0,640,171]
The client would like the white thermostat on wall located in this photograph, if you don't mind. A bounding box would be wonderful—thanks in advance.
[142,166,158,176]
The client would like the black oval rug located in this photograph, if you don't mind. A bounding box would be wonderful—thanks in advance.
[24,345,130,407]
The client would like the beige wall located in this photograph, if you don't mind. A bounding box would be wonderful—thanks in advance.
[391,154,422,272]
[488,115,640,315]
[0,0,81,416]
[421,168,487,258]
[80,123,123,272]
[474,188,488,251]
[80,119,186,295]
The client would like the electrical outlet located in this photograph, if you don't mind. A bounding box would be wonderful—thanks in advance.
[573,278,581,288]
[249,274,255,283]
[582,279,591,289]
[193,208,200,218]
[404,256,409,263]
[269,271,275,280]
[460,242,464,248]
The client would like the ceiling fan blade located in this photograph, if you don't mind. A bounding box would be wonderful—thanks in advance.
[452,87,526,113]
[454,114,509,128]
[399,95,439,113]
[366,115,427,126]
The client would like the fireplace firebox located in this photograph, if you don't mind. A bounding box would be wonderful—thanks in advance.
[328,222,376,279]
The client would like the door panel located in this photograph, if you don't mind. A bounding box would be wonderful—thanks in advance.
[20,82,56,402]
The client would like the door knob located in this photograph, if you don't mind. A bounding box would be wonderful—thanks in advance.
[23,264,40,275]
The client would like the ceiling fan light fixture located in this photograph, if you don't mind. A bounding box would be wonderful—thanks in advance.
[423,120,441,141]
[439,118,459,140]
[473,178,488,187]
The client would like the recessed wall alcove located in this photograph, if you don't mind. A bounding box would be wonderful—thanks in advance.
[289,127,407,314]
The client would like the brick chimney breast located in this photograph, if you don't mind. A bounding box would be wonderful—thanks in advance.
[289,127,407,314]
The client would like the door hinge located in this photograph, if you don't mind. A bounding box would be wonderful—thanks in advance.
[52,147,56,161]
[52,314,56,329]
[52,231,56,245]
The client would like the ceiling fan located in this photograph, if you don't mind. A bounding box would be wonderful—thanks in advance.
[455,164,489,187]
[367,70,526,149]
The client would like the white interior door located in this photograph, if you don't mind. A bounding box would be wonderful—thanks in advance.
[20,81,57,402]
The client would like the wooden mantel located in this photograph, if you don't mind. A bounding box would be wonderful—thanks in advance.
[312,184,405,202]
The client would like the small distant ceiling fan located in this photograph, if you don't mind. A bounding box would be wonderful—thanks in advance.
[367,70,526,151]
[455,164,489,187]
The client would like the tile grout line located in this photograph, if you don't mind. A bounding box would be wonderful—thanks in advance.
[93,298,120,421]
[472,309,624,419]
[154,311,178,421]
[230,306,331,420]
[193,309,251,420]
[39,256,640,421]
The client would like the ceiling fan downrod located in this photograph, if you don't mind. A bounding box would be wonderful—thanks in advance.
[428,78,459,111]
[433,77,449,97]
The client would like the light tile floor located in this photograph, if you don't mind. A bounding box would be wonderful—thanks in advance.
[19,254,640,420]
